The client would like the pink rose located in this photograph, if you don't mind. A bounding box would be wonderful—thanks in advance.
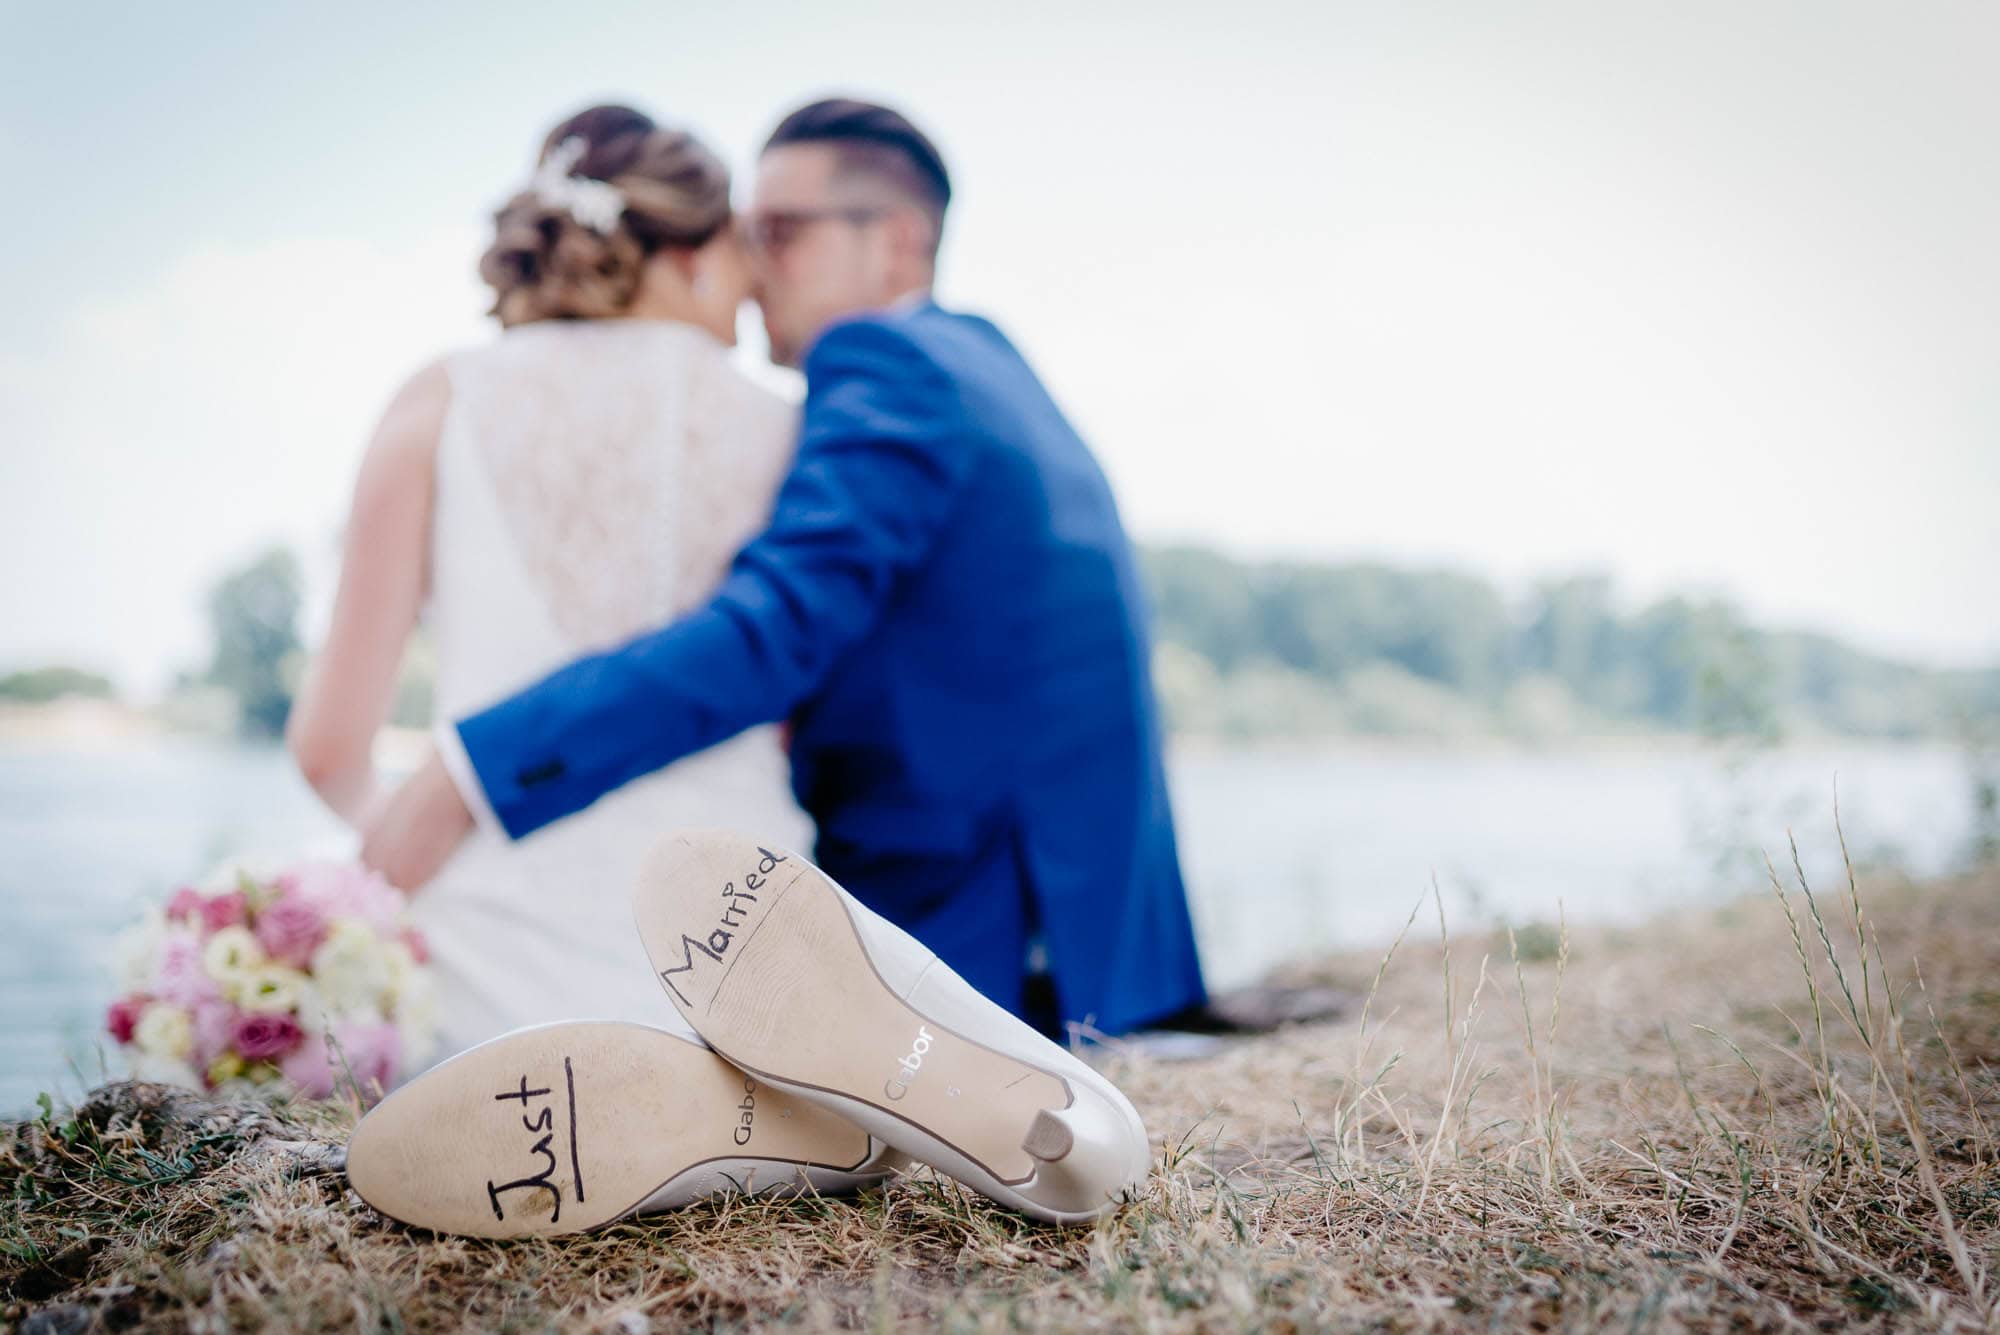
[351,876,410,934]
[400,926,430,965]
[331,1019,403,1102]
[153,930,219,1007]
[231,1012,304,1061]
[273,1018,405,1104]
[279,1030,335,1098]
[198,891,247,934]
[165,886,205,923]
[190,999,239,1068]
[106,994,148,1044]
[289,860,406,934]
[283,861,342,907]
[253,897,326,969]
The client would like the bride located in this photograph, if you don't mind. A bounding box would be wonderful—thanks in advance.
[284,104,813,1063]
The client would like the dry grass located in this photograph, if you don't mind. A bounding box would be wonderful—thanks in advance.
[6,841,1997,1332]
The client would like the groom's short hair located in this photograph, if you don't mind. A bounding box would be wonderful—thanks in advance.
[764,99,951,258]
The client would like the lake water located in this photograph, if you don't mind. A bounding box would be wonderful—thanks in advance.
[0,737,1984,1115]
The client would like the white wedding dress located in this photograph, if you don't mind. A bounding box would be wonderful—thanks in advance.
[406,317,815,1064]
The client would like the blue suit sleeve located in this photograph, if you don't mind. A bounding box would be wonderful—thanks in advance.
[452,317,974,840]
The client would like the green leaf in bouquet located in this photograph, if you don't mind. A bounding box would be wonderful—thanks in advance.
[206,1052,247,1087]
[237,866,272,916]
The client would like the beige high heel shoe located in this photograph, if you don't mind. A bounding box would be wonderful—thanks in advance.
[631,830,1151,1225]
[344,1018,904,1238]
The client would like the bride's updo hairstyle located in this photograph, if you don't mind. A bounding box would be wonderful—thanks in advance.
[480,104,732,327]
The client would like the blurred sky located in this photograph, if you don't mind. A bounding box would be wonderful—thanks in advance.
[1,0,1995,696]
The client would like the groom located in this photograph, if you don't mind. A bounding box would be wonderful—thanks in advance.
[363,98,1207,1038]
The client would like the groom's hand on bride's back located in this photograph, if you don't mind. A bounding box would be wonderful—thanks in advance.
[360,746,474,892]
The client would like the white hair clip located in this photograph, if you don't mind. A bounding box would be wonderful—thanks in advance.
[529,136,626,234]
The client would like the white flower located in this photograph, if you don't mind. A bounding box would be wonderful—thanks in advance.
[133,1001,193,1059]
[310,916,393,1013]
[125,1050,201,1090]
[382,940,420,1001]
[396,990,438,1069]
[196,853,283,896]
[237,964,309,1015]
[110,907,167,992]
[292,978,331,1037]
[203,925,265,982]
[375,938,437,1064]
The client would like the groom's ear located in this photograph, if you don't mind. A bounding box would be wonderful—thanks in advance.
[887,207,937,267]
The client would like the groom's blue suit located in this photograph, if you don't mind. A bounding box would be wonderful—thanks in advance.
[448,298,1207,1035]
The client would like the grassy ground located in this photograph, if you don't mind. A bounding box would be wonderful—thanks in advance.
[6,847,1997,1332]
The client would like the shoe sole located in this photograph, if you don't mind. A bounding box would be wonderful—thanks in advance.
[633,832,1074,1189]
[345,1019,877,1238]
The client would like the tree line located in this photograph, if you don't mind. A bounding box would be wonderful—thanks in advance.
[7,542,1994,744]
[1140,544,1999,741]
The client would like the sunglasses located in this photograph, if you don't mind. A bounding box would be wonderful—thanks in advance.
[741,207,888,256]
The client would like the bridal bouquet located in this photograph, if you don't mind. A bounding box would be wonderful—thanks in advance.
[105,859,437,1103]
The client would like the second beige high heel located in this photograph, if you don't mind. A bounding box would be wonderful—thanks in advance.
[630,830,1151,1225]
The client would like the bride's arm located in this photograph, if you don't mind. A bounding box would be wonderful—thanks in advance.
[286,362,450,831]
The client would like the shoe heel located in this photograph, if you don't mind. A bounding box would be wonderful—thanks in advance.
[1015,1088,1142,1206]
[1021,1108,1075,1163]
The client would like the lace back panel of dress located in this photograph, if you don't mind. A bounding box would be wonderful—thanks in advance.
[449,323,795,652]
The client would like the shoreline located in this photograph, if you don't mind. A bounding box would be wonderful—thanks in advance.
[0,697,1971,760]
